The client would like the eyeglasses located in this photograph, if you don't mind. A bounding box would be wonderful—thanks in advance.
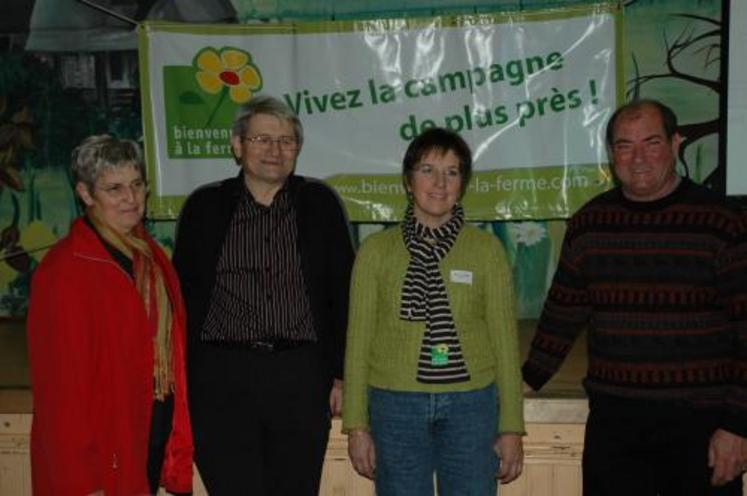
[413,163,461,182]
[98,179,148,200]
[243,134,299,152]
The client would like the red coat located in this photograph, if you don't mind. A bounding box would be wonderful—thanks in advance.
[27,218,193,495]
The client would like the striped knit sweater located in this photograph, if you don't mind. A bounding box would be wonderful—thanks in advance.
[522,178,747,436]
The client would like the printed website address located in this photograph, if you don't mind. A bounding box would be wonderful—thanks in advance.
[469,174,591,193]
[333,174,593,196]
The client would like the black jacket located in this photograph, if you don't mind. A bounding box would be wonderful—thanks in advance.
[172,173,354,380]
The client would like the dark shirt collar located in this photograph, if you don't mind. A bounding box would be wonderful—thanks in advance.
[242,179,292,213]
[616,176,691,211]
[83,216,133,277]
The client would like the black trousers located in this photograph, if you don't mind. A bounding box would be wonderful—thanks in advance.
[188,342,332,496]
[147,396,190,496]
[583,395,742,496]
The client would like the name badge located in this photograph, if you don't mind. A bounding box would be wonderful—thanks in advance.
[450,270,473,285]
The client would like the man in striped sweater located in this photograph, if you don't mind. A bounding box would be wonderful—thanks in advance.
[522,99,747,495]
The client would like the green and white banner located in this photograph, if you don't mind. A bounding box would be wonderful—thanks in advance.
[138,3,622,221]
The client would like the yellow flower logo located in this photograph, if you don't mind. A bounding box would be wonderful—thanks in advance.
[194,47,262,104]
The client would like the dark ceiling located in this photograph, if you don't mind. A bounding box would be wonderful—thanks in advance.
[2,0,35,33]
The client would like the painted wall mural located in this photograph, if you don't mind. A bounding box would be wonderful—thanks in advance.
[0,0,725,318]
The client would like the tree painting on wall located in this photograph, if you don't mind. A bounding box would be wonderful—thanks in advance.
[625,0,723,189]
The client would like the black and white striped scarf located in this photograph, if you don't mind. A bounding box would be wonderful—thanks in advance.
[400,204,470,384]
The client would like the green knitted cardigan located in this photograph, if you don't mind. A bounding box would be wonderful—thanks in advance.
[342,224,525,435]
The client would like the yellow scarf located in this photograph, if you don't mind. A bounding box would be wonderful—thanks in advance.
[88,210,174,400]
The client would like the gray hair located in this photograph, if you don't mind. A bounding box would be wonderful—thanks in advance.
[71,135,145,191]
[231,95,304,148]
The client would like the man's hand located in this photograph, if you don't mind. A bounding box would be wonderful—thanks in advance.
[329,379,343,417]
[348,429,376,479]
[494,433,524,484]
[708,429,747,486]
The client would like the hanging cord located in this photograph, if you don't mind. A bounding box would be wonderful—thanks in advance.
[75,0,138,26]
[0,242,57,262]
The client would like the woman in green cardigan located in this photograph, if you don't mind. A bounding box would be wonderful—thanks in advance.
[342,127,525,496]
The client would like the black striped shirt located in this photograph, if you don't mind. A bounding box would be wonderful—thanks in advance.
[201,185,315,343]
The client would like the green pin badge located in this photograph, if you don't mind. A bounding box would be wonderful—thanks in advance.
[431,343,449,366]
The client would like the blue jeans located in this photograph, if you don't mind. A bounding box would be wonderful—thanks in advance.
[369,384,499,496]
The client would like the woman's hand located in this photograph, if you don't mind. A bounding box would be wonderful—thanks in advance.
[494,433,524,484]
[348,429,376,479]
[329,379,343,417]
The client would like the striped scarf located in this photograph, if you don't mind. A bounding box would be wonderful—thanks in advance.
[400,204,470,384]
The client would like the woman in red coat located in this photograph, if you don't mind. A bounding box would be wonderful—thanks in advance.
[27,135,193,495]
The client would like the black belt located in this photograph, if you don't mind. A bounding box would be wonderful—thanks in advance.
[246,340,311,354]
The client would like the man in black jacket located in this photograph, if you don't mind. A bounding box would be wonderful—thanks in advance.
[173,95,354,495]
